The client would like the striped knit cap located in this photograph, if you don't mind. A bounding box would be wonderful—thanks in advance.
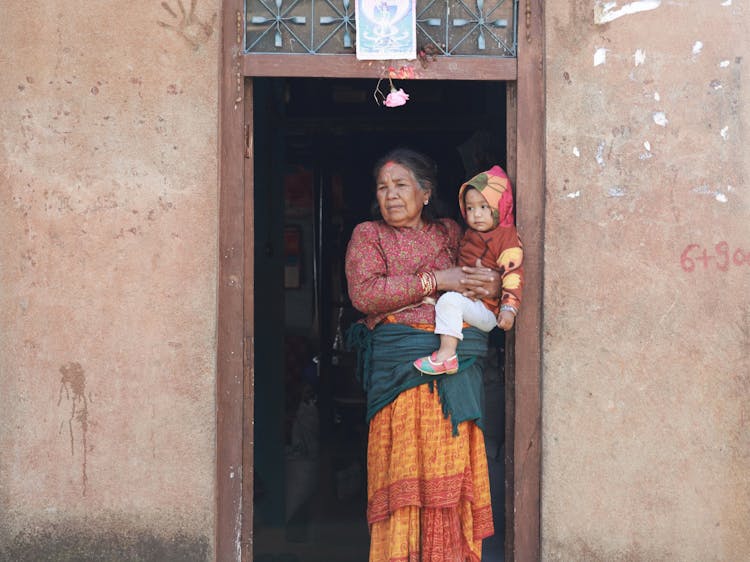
[457,165,515,228]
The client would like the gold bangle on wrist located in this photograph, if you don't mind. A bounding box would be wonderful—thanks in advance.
[417,271,436,296]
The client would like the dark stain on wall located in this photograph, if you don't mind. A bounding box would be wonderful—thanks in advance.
[551,1,594,54]
[58,362,89,496]
[0,528,209,562]
[547,536,673,561]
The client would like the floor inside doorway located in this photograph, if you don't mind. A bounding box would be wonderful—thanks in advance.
[254,448,504,562]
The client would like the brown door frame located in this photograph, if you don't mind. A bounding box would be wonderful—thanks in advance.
[217,2,544,560]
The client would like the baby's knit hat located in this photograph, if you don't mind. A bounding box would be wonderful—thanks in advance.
[457,165,515,228]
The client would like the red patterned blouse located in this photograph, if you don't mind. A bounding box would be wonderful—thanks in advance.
[345,218,462,329]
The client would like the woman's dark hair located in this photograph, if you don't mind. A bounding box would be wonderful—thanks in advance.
[371,148,447,221]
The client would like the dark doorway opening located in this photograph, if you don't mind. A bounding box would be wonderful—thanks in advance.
[252,77,508,562]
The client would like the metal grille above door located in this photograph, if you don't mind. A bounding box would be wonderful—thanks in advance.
[245,0,517,57]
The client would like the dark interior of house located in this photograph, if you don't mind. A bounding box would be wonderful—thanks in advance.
[252,77,508,562]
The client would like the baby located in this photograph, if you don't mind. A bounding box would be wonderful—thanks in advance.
[414,165,524,375]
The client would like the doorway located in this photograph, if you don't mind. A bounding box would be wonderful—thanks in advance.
[251,77,509,561]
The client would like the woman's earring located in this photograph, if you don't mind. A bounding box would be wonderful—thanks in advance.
[424,200,429,206]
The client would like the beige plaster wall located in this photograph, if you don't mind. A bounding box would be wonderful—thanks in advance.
[544,1,749,560]
[1,1,219,559]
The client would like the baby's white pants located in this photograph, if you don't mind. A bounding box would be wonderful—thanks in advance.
[434,291,497,339]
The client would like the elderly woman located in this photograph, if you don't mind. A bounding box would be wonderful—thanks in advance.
[345,148,501,561]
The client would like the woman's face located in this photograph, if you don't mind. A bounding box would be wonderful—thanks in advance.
[375,162,430,229]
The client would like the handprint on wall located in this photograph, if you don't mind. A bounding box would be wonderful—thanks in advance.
[157,0,217,50]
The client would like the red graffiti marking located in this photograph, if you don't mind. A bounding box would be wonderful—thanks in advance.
[680,241,750,272]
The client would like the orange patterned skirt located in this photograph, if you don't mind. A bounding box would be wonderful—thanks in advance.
[367,383,494,561]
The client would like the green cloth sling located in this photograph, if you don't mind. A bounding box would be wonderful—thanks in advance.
[347,323,488,435]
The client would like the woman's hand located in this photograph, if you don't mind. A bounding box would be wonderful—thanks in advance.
[434,259,501,299]
[433,266,465,293]
[459,259,501,299]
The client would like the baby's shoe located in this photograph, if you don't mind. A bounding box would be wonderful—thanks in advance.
[413,353,459,375]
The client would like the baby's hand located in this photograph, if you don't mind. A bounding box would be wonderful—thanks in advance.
[497,310,515,331]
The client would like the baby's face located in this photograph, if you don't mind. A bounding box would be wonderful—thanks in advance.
[464,188,494,232]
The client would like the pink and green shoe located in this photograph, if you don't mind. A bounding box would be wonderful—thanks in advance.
[413,353,459,375]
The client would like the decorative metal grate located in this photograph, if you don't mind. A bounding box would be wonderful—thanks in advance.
[245,0,516,56]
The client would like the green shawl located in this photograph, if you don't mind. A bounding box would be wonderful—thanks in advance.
[347,323,488,435]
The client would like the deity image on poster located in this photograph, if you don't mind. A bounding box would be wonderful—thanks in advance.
[355,0,416,60]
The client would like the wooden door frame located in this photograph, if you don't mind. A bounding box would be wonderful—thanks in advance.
[217,2,544,560]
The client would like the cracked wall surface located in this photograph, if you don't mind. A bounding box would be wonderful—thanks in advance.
[544,1,749,559]
[1,1,219,558]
